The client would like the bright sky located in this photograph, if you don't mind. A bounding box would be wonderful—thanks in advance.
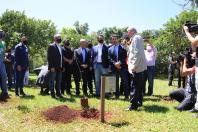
[0,0,183,33]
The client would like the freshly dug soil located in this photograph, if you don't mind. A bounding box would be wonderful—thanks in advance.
[80,108,100,119]
[43,105,112,124]
[43,105,77,123]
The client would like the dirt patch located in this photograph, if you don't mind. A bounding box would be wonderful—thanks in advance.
[43,105,78,123]
[80,108,100,119]
[163,96,174,102]
[43,105,112,123]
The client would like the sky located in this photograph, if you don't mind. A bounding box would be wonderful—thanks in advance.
[0,0,184,33]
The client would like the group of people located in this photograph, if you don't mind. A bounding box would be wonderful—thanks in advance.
[0,31,29,100]
[167,24,198,117]
[0,26,158,111]
[46,26,157,110]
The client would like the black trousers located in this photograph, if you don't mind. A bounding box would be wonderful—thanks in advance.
[169,89,195,111]
[81,68,91,95]
[178,76,186,88]
[168,68,175,86]
[87,69,94,94]
[130,71,144,108]
[61,64,80,95]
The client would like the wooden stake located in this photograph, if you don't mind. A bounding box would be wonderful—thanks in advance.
[100,76,105,123]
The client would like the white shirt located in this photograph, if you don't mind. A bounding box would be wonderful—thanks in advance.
[55,43,62,67]
[97,43,103,63]
[144,46,157,66]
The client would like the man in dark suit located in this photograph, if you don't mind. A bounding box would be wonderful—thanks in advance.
[61,39,81,96]
[14,36,29,96]
[93,35,109,97]
[108,35,129,100]
[74,39,91,96]
[47,34,64,98]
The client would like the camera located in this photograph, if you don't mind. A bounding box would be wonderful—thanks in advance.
[185,21,198,33]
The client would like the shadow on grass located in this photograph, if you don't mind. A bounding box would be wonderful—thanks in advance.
[20,95,35,99]
[143,97,161,102]
[107,121,130,128]
[143,105,169,113]
[17,105,31,113]
[54,97,76,103]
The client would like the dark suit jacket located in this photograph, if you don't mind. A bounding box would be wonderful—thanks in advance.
[93,44,109,68]
[74,47,91,70]
[14,43,29,69]
[47,43,63,71]
[108,44,127,71]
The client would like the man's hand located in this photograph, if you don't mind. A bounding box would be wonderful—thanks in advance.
[131,66,136,72]
[114,62,121,69]
[5,59,11,63]
[51,68,55,72]
[81,64,88,69]
[17,65,22,71]
[68,59,73,64]
[183,26,189,32]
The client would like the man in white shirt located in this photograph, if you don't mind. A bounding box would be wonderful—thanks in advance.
[144,38,157,96]
[125,27,147,111]
[93,35,109,97]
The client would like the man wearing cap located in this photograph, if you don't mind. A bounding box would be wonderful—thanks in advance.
[93,35,109,97]
[0,30,9,100]
[47,34,64,98]
[125,27,147,111]
[14,36,29,96]
[74,39,91,96]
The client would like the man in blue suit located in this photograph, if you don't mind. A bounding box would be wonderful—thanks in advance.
[74,39,91,96]
[14,36,29,96]
[108,34,129,100]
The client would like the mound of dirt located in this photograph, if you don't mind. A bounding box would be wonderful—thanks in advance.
[80,108,100,119]
[43,105,78,123]
[43,105,112,123]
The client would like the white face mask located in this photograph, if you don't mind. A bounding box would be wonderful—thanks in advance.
[146,46,152,52]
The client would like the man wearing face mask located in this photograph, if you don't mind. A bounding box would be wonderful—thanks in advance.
[47,34,64,98]
[143,37,157,96]
[14,36,29,96]
[0,30,9,100]
[93,35,109,97]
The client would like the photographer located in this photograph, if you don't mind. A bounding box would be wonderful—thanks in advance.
[183,21,198,113]
[169,51,196,111]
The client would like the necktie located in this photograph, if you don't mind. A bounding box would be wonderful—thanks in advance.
[82,48,86,63]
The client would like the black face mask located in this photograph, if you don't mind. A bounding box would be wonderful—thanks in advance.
[22,40,28,45]
[56,38,62,43]
[98,40,104,43]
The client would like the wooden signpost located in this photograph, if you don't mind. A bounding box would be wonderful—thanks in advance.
[100,74,116,123]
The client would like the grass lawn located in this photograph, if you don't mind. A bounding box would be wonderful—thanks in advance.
[0,75,197,132]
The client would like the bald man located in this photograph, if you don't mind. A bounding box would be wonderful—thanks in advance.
[125,27,147,111]
[74,39,92,96]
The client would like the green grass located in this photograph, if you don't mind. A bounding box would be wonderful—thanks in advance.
[0,76,197,132]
